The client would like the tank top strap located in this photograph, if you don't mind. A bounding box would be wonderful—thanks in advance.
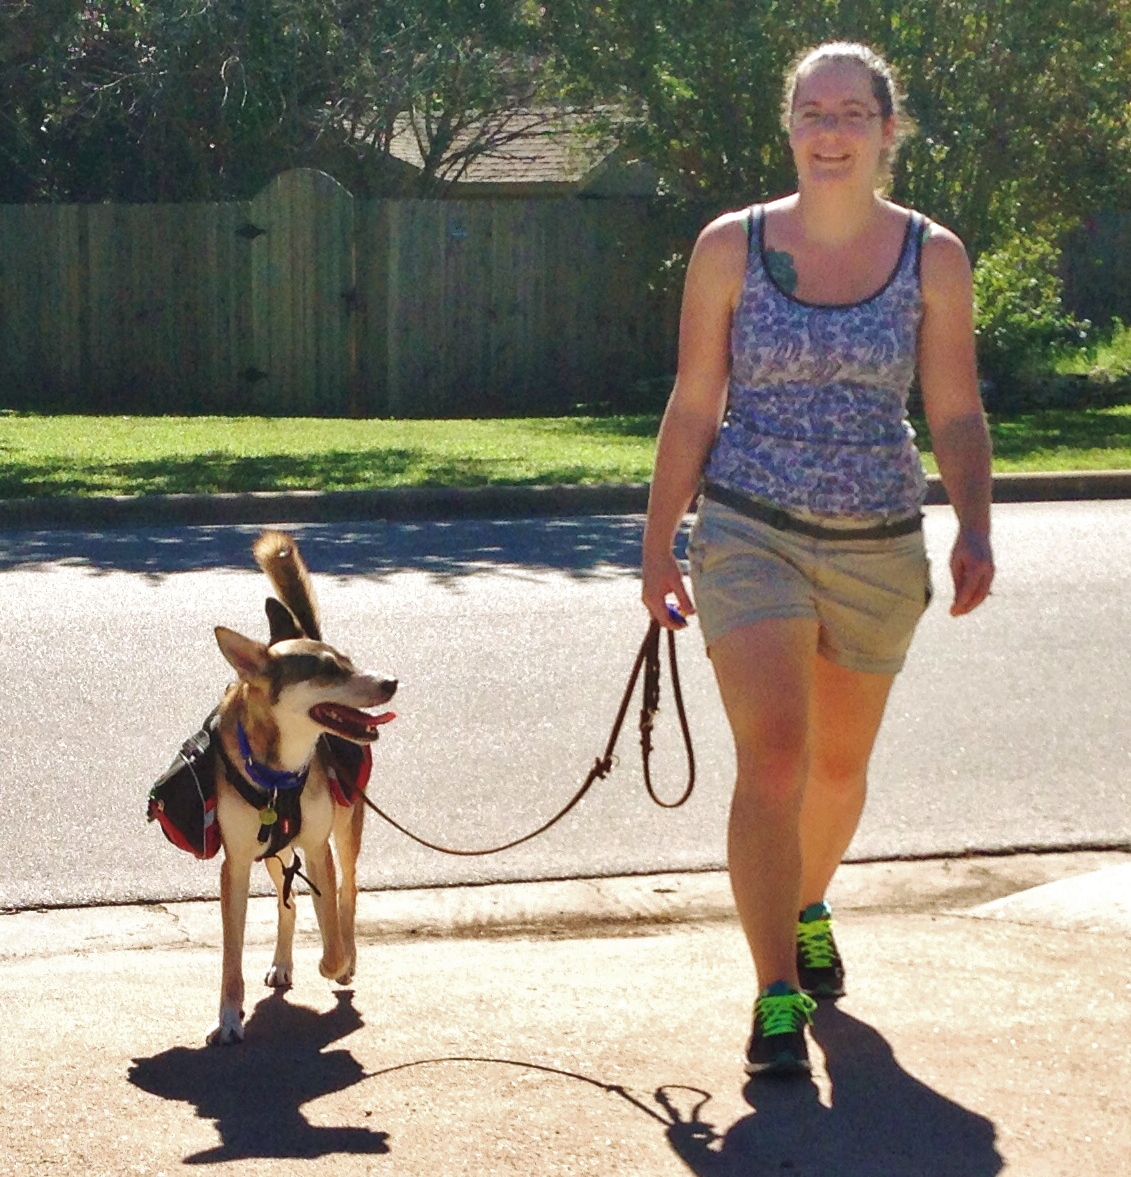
[745,204,765,275]
[906,210,929,286]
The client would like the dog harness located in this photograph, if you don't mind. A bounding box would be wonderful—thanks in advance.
[148,715,375,903]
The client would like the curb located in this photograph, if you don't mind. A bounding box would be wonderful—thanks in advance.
[1,470,1131,531]
[2,851,1128,961]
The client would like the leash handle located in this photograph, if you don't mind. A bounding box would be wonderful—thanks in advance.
[355,620,695,857]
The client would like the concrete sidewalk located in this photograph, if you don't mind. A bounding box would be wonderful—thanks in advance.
[3,850,1129,1176]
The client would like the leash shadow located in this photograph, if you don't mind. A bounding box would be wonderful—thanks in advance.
[663,1005,1003,1177]
[127,989,389,1164]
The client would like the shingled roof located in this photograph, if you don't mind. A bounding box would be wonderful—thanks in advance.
[388,108,658,196]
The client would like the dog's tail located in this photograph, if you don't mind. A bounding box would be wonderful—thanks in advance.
[252,530,322,641]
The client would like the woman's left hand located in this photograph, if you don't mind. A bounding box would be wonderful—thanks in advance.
[949,529,994,616]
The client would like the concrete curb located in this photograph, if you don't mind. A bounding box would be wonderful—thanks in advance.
[4,851,1128,962]
[2,470,1131,531]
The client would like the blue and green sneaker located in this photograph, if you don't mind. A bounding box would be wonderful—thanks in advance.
[797,901,846,1000]
[744,981,818,1076]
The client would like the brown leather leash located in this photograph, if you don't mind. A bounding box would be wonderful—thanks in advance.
[354,620,695,856]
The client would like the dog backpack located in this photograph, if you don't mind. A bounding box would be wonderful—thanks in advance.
[147,711,222,860]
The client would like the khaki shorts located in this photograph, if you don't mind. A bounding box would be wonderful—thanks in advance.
[687,497,932,675]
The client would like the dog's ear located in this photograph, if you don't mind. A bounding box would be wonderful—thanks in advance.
[215,627,271,680]
[265,597,304,645]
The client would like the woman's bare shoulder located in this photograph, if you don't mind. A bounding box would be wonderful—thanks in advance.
[688,208,751,296]
[915,215,973,300]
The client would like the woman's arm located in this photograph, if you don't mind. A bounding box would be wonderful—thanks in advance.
[918,225,995,616]
[642,213,747,628]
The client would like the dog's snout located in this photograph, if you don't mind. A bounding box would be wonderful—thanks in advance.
[379,677,398,702]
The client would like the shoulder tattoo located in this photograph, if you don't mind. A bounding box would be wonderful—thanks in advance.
[764,249,798,293]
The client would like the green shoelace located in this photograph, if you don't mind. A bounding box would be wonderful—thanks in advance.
[797,917,837,969]
[754,989,817,1036]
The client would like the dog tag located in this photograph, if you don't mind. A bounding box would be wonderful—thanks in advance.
[260,806,278,826]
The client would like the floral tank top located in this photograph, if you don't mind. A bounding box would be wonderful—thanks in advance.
[702,205,930,518]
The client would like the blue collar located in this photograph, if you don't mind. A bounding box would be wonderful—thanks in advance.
[236,723,310,793]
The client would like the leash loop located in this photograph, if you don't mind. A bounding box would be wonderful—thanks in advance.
[354,620,695,857]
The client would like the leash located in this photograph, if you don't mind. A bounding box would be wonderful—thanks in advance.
[353,620,695,856]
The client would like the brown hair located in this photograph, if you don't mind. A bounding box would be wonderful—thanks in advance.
[781,42,916,189]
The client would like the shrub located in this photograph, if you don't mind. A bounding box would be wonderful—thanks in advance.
[972,233,1090,409]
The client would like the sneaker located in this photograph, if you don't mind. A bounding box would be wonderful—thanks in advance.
[744,981,817,1076]
[796,901,846,1000]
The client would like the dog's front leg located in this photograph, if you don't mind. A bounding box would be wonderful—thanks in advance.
[207,854,253,1045]
[333,798,365,984]
[305,844,348,984]
[263,853,297,989]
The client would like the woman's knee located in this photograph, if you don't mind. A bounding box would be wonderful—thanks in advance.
[734,734,810,809]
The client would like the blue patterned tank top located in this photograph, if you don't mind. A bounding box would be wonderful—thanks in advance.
[702,204,929,518]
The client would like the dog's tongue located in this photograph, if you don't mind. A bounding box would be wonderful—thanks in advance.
[310,703,396,736]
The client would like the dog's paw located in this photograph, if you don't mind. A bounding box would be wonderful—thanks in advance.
[206,1008,245,1046]
[332,952,357,986]
[318,952,348,983]
[265,963,293,989]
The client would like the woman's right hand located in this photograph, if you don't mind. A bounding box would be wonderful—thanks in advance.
[642,549,695,630]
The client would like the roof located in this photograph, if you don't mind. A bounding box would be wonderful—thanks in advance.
[386,109,657,196]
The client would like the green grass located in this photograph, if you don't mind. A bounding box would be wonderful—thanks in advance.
[2,407,1131,499]
[0,414,660,499]
[1052,320,1131,380]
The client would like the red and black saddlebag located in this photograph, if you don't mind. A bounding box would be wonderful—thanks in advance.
[147,713,221,860]
[321,734,373,807]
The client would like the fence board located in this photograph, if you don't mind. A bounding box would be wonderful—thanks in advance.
[249,170,356,416]
[0,176,692,416]
[1062,213,1131,329]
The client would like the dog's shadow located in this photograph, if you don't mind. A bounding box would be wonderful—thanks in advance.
[663,1005,1004,1177]
[127,989,389,1164]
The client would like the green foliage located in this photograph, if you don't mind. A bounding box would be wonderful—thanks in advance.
[1,1,553,201]
[543,0,1131,255]
[972,234,1086,385]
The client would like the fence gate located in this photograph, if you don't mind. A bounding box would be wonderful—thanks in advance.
[246,170,357,415]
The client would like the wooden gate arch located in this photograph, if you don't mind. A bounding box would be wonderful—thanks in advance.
[246,169,357,415]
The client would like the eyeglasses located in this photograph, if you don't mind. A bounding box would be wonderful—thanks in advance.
[792,109,882,132]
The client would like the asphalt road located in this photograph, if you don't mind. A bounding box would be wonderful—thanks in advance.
[1,501,1129,911]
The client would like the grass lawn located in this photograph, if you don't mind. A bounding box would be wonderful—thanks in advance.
[2,407,1131,499]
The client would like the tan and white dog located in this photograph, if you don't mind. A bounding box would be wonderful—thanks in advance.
[207,530,397,1045]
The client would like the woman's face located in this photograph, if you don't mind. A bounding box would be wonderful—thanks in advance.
[788,58,895,190]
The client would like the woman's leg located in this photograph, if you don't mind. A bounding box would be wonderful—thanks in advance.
[708,615,820,991]
[800,656,897,908]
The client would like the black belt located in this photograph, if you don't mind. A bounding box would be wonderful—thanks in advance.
[702,481,922,541]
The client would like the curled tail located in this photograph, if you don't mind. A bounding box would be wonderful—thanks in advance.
[252,530,322,641]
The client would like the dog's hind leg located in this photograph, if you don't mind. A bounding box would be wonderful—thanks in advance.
[332,798,365,984]
[263,854,297,989]
[207,854,254,1046]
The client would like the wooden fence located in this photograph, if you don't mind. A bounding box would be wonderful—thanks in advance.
[1061,212,1131,330]
[0,170,690,417]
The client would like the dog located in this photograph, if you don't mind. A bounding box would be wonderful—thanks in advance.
[207,529,397,1045]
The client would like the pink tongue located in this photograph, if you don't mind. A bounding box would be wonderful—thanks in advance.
[369,711,396,727]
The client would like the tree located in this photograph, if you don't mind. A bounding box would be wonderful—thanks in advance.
[0,0,83,200]
[2,0,554,202]
[543,0,1131,254]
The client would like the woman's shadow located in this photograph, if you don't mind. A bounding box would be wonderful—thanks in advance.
[127,989,389,1164]
[663,1005,1004,1177]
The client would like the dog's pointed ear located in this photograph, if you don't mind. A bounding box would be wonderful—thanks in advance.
[215,627,271,679]
[265,597,304,645]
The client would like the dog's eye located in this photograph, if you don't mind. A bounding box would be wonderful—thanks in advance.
[315,657,351,682]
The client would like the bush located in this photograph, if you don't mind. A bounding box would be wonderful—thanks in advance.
[972,233,1090,410]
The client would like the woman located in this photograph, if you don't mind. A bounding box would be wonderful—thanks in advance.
[641,42,994,1077]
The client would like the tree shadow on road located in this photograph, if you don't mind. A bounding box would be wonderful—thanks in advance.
[127,989,389,1164]
[664,1005,1003,1176]
[0,515,672,581]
